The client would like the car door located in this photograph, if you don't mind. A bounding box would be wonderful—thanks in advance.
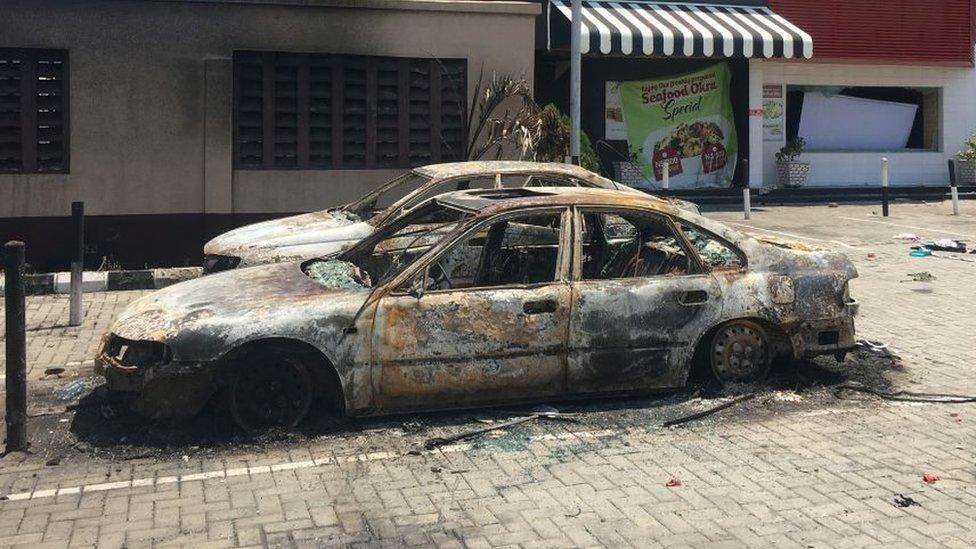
[370,208,572,411]
[567,207,723,394]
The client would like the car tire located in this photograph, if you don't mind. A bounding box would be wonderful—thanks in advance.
[708,320,771,384]
[226,350,314,432]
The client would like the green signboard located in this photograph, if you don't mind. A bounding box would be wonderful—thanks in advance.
[619,63,738,188]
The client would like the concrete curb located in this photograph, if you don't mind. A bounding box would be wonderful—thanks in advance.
[1,267,203,296]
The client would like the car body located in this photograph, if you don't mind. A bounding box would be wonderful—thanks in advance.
[98,187,857,427]
[202,161,699,273]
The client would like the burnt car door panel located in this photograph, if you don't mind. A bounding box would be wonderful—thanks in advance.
[370,208,572,411]
[568,209,722,393]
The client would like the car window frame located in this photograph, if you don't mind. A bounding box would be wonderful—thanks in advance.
[384,206,573,297]
[675,219,749,273]
[570,205,707,282]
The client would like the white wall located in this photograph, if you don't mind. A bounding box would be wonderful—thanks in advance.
[761,52,976,187]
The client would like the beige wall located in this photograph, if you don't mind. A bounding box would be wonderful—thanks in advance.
[0,0,539,217]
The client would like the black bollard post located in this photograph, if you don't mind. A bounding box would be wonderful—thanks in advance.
[949,159,959,216]
[69,201,84,326]
[4,241,28,453]
[881,157,890,217]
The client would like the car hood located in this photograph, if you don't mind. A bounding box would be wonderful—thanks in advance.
[203,209,374,266]
[110,262,371,357]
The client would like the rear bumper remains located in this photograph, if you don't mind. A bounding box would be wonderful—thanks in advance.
[797,299,859,358]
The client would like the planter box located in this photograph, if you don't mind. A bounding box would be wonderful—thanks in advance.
[777,161,810,188]
[957,159,976,185]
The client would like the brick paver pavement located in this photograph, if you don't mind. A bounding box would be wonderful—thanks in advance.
[2,201,976,548]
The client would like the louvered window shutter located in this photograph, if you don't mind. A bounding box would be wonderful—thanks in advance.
[0,49,69,174]
[234,52,467,171]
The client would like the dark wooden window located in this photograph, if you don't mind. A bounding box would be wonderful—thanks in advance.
[0,49,69,174]
[234,52,467,170]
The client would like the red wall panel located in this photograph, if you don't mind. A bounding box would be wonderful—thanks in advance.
[770,0,975,66]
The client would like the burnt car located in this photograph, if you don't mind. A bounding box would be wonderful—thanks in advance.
[98,187,857,430]
[202,161,699,273]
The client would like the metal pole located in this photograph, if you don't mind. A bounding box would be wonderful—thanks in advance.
[69,201,84,326]
[742,158,751,220]
[881,157,889,217]
[948,158,960,216]
[661,162,670,194]
[4,241,28,453]
[568,0,582,166]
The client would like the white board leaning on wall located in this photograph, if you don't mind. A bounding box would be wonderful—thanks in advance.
[798,92,918,151]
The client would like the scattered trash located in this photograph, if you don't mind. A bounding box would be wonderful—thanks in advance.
[922,472,939,484]
[665,478,682,488]
[893,233,922,242]
[663,393,757,428]
[893,494,920,508]
[834,384,976,404]
[43,367,65,376]
[44,455,63,467]
[422,415,538,450]
[54,378,97,402]
[866,252,877,260]
[909,248,931,257]
[565,506,582,517]
[902,272,935,283]
[930,251,976,263]
[828,202,839,208]
[950,412,962,423]
[430,466,442,473]
[181,455,189,462]
[925,239,967,253]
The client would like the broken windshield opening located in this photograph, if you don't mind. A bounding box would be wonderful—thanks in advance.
[321,200,471,288]
[342,173,431,223]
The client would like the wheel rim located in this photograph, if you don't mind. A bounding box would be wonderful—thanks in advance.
[231,356,312,431]
[711,322,769,383]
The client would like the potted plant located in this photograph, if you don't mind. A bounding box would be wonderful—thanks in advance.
[776,137,809,188]
[956,133,976,185]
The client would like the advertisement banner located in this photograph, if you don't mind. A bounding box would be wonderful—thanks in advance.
[619,64,738,188]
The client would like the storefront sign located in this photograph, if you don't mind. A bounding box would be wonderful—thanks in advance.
[619,63,738,189]
[604,82,628,140]
[763,84,785,142]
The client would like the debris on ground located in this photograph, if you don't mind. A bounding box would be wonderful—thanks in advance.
[922,472,939,484]
[54,377,99,402]
[422,413,554,450]
[902,271,935,283]
[665,478,682,488]
[894,494,920,507]
[663,394,758,428]
[43,367,65,376]
[909,248,931,257]
[924,239,967,253]
[893,233,922,242]
[950,412,962,423]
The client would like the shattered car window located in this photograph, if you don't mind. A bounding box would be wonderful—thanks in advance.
[679,223,743,270]
[337,200,471,287]
[366,175,499,228]
[421,211,564,291]
[305,259,373,289]
[581,211,691,280]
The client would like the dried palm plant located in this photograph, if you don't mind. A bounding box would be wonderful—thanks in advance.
[464,70,539,161]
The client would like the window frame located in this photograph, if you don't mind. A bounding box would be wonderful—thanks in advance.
[389,206,573,296]
[232,51,467,171]
[675,219,748,273]
[0,48,70,174]
[570,206,707,282]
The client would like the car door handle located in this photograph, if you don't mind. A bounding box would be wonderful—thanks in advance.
[523,299,558,315]
[678,290,709,306]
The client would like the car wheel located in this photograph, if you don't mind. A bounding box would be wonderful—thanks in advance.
[709,320,771,384]
[227,351,314,432]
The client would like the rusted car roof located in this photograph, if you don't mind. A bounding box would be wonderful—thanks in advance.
[436,186,680,216]
[413,161,622,187]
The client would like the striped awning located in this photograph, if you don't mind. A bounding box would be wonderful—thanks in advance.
[547,1,813,59]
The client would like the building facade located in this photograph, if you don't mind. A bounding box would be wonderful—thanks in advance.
[0,0,540,270]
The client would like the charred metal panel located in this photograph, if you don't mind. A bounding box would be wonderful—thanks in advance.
[371,283,572,409]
